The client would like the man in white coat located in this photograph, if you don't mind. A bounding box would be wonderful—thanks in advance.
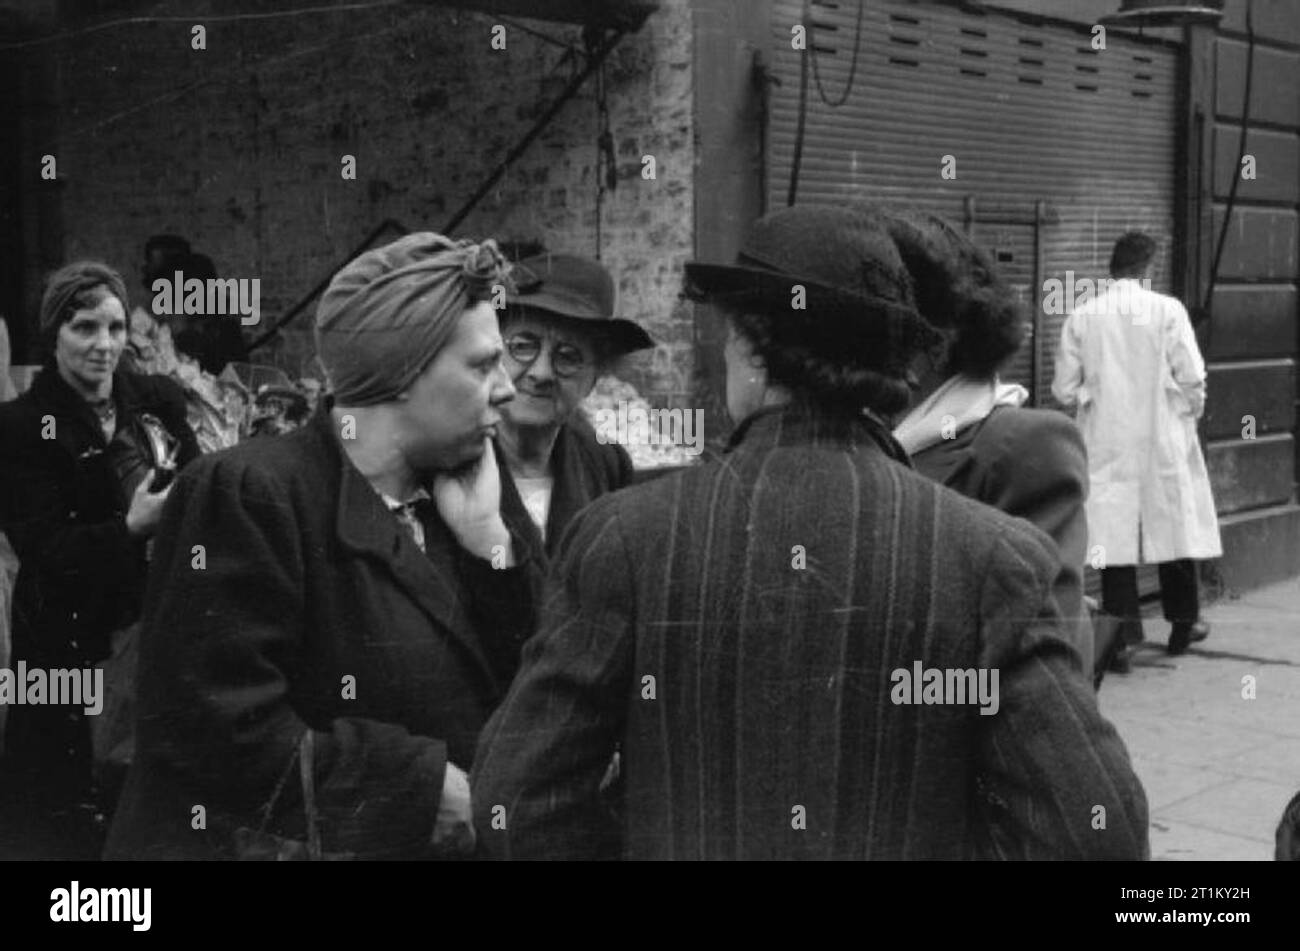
[1052,232,1222,669]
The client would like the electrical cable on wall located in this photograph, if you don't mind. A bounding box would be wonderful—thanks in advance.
[66,15,415,140]
[788,0,866,206]
[787,0,811,206]
[0,0,406,51]
[810,0,865,108]
[497,16,572,51]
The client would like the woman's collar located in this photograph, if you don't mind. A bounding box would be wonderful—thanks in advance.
[723,398,911,466]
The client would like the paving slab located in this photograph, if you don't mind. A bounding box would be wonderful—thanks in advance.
[1101,577,1300,860]
[1149,819,1272,861]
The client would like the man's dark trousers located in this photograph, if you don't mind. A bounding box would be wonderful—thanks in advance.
[1101,559,1200,645]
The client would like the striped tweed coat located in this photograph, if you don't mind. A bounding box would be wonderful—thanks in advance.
[471,402,1148,860]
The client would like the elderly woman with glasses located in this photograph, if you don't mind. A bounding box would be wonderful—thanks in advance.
[494,253,654,561]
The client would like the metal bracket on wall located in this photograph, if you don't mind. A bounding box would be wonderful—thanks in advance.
[961,195,1060,230]
[752,49,778,218]
[441,26,628,235]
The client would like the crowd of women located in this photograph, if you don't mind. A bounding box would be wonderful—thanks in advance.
[1,205,1153,859]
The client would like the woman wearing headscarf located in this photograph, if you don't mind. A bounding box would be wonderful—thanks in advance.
[494,253,654,561]
[471,205,1147,861]
[887,212,1095,681]
[0,261,198,856]
[105,233,541,860]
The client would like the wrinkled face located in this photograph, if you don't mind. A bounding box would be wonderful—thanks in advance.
[395,301,516,473]
[55,287,127,392]
[498,311,599,429]
[723,318,767,423]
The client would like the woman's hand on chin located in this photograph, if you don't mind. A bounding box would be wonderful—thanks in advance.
[434,437,514,564]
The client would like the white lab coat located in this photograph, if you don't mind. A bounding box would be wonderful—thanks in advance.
[1052,279,1222,565]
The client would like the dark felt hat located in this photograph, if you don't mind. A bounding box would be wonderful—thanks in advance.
[682,205,938,373]
[506,253,655,356]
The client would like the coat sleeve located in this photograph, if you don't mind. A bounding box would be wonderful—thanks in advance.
[471,497,634,860]
[1050,312,1085,408]
[571,415,636,491]
[1165,299,1207,420]
[0,405,136,581]
[455,532,542,685]
[982,411,1092,679]
[132,455,446,858]
[150,374,201,467]
[974,520,1149,860]
[609,441,635,490]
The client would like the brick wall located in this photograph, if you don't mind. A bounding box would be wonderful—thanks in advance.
[26,0,694,407]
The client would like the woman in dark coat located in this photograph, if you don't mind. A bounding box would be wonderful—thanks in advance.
[0,261,197,855]
[887,213,1094,681]
[471,206,1147,861]
[104,233,541,860]
[494,253,654,562]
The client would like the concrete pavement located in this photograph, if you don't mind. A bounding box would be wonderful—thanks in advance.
[1098,575,1300,861]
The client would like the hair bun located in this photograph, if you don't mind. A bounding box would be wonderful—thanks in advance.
[951,282,1025,377]
[885,212,1026,378]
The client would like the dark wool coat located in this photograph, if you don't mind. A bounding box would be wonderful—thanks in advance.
[495,414,635,564]
[471,402,1148,860]
[909,406,1093,680]
[0,363,198,794]
[104,409,540,859]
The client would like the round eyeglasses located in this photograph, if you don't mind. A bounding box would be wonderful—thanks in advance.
[503,332,590,378]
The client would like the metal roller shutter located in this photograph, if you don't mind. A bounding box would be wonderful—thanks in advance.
[766,0,1181,406]
[766,0,1184,605]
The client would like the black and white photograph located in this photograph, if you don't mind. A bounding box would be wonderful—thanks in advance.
[0,0,1296,922]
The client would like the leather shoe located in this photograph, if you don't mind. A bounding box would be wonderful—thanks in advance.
[1168,620,1209,655]
[1108,645,1134,674]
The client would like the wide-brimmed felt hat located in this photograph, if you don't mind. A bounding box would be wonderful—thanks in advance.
[683,205,938,372]
[505,253,654,356]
